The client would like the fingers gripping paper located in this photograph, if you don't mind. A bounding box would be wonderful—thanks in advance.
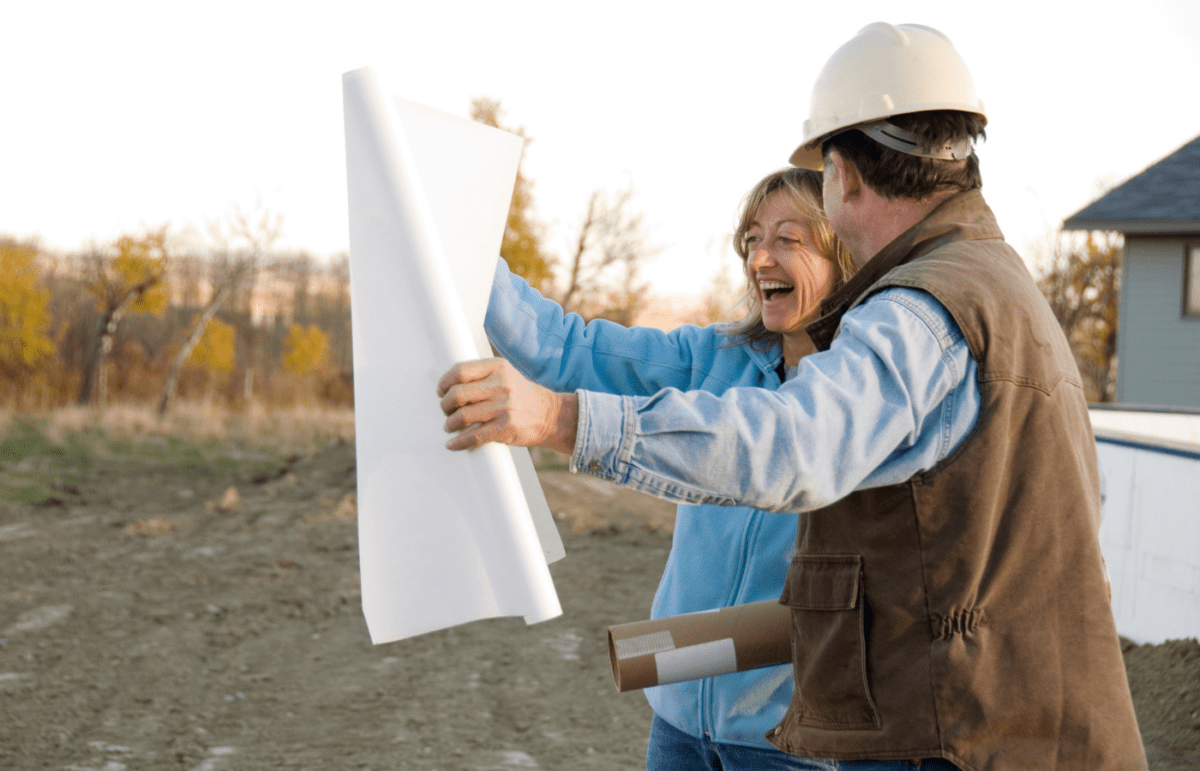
[342,68,563,644]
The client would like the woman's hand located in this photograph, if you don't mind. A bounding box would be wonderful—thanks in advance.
[437,358,578,454]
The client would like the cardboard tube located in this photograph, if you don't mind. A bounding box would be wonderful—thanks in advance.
[607,600,792,692]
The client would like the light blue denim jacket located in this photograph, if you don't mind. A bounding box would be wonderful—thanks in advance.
[484,257,980,748]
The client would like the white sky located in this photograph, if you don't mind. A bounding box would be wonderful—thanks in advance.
[3,0,1199,297]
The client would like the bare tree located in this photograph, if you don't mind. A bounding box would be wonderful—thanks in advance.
[307,251,353,374]
[286,251,314,326]
[156,205,282,415]
[559,187,658,323]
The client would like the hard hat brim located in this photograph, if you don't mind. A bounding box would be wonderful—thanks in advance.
[789,142,824,171]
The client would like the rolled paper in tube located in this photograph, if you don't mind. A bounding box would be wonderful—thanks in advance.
[607,600,792,692]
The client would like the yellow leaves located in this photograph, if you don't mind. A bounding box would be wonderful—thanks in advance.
[115,231,169,316]
[502,178,555,292]
[0,239,55,373]
[87,227,170,316]
[186,318,236,374]
[282,324,328,375]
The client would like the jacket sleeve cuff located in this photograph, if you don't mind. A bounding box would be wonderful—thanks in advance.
[570,389,636,482]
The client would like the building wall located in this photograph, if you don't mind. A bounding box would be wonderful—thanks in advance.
[1116,235,1200,407]
[1094,429,1200,644]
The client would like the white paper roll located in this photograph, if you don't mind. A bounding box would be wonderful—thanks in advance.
[343,68,562,643]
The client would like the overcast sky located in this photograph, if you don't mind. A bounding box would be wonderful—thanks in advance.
[3,0,1199,296]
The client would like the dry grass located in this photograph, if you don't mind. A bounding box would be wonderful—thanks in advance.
[0,401,355,452]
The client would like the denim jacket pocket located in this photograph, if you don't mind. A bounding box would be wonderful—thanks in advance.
[780,554,881,730]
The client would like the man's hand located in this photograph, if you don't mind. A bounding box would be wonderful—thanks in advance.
[437,358,578,454]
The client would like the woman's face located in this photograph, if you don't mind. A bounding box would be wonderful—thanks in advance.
[745,191,836,338]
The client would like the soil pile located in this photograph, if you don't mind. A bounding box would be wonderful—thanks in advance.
[0,434,1196,770]
[1122,636,1200,769]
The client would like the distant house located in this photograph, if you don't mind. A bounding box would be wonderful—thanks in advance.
[1064,134,1200,408]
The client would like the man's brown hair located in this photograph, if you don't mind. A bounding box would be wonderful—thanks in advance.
[822,110,987,200]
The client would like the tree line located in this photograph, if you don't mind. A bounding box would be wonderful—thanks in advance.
[0,221,353,413]
[0,225,1124,412]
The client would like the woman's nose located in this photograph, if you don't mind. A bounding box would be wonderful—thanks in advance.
[749,245,774,270]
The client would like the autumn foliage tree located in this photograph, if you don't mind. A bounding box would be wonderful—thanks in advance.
[282,324,328,375]
[470,97,554,291]
[187,317,236,373]
[78,228,170,406]
[0,238,55,389]
[1037,231,1122,402]
[183,317,236,402]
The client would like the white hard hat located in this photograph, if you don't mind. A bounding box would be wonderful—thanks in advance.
[789,22,986,170]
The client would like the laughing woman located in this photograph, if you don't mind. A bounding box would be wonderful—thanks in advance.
[462,167,854,771]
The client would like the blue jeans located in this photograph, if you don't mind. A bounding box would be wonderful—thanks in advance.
[645,715,961,771]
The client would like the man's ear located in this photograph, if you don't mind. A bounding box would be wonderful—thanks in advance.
[829,150,861,200]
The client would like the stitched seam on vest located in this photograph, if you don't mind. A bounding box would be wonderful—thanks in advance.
[877,270,1085,398]
[908,480,940,732]
[930,608,986,640]
[909,478,947,754]
[977,370,1082,395]
[917,368,1084,486]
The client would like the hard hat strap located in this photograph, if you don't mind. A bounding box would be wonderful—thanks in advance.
[856,120,973,161]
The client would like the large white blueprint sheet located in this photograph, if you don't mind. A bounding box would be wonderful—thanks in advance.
[342,67,563,644]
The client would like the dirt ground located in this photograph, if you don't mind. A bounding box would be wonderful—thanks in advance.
[0,425,1197,770]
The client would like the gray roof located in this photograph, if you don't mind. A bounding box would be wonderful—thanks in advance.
[1063,133,1200,234]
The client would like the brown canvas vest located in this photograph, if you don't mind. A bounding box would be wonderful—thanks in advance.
[766,191,1147,771]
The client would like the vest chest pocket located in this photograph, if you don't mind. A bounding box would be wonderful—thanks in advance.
[780,554,881,730]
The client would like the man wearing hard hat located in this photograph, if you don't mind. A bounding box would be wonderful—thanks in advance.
[762,23,1148,770]
[440,22,1147,771]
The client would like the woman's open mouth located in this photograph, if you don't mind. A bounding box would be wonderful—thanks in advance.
[759,279,794,301]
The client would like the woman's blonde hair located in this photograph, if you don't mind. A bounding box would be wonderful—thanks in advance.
[723,167,856,349]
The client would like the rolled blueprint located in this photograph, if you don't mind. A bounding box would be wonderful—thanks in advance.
[343,67,563,644]
[607,600,792,691]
